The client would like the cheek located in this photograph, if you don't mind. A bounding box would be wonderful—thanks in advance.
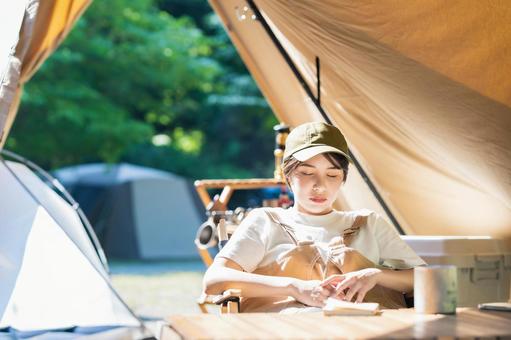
[327,180,343,195]
[289,176,308,195]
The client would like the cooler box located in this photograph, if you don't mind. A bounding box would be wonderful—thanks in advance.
[402,236,511,307]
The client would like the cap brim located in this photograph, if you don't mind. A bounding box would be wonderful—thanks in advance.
[293,145,352,163]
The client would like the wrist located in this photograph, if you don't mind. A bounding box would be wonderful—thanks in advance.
[286,278,300,298]
[374,267,385,284]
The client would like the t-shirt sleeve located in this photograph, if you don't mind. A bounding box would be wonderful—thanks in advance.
[216,209,267,272]
[370,212,427,269]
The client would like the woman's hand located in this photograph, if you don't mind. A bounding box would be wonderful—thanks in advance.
[321,268,382,303]
[290,279,334,307]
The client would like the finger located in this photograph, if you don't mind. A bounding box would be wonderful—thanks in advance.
[311,294,326,307]
[320,275,344,287]
[319,287,331,299]
[355,288,368,303]
[335,277,356,295]
[323,284,336,295]
[345,282,362,302]
[334,284,346,299]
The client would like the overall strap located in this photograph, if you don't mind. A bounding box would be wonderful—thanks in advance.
[342,215,368,246]
[264,210,299,245]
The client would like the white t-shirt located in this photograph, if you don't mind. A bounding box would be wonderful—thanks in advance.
[218,207,426,272]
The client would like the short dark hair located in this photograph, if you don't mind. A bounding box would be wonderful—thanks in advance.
[282,152,349,186]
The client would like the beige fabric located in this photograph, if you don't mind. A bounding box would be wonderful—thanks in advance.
[210,0,511,239]
[0,0,91,147]
[241,212,406,313]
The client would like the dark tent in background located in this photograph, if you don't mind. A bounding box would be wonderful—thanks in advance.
[54,163,203,260]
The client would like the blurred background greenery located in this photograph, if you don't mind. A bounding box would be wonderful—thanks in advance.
[6,0,278,180]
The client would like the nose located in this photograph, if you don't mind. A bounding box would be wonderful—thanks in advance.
[312,176,326,193]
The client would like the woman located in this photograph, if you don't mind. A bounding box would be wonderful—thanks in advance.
[203,122,425,312]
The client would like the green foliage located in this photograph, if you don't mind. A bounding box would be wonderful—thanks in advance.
[7,0,277,179]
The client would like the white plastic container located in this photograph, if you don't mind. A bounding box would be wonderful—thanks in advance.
[402,236,511,307]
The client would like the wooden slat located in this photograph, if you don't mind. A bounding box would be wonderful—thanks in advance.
[194,178,283,190]
[194,178,284,208]
[164,308,511,339]
[195,244,213,267]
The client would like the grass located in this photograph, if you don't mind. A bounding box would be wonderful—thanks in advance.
[110,260,207,319]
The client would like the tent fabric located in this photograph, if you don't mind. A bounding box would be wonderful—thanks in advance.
[210,0,511,239]
[0,0,37,146]
[0,160,139,331]
[54,163,204,260]
[0,0,91,148]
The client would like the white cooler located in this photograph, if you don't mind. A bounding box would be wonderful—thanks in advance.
[402,236,511,307]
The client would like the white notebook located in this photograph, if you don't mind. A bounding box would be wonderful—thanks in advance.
[323,298,381,316]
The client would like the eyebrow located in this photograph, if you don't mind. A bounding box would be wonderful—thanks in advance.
[298,164,340,170]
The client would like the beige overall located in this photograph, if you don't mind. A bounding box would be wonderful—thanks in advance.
[240,211,407,313]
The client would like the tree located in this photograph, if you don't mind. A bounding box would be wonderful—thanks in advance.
[7,0,278,180]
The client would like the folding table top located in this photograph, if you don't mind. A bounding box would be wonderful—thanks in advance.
[163,308,511,339]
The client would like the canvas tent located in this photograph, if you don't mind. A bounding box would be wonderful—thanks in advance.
[54,163,203,260]
[0,157,144,334]
[208,0,511,241]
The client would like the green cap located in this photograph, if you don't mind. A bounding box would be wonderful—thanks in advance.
[283,122,352,163]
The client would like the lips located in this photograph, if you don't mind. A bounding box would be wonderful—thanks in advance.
[310,197,327,203]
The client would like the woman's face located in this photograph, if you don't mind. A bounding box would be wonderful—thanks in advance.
[288,153,344,215]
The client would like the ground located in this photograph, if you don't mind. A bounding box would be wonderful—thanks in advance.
[110,260,207,319]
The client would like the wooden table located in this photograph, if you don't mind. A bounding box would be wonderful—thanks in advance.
[162,308,511,339]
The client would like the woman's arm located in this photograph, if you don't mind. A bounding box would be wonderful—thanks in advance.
[321,267,414,303]
[377,268,414,292]
[203,257,332,307]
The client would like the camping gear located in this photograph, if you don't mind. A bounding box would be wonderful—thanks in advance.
[163,308,511,339]
[0,152,147,334]
[54,163,203,260]
[414,265,458,314]
[404,236,511,307]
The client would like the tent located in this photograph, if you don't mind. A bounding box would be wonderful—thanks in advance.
[54,163,204,260]
[208,0,511,241]
[0,156,145,335]
[0,1,156,336]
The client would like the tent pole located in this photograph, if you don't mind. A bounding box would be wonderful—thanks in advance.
[316,56,321,106]
[246,0,405,234]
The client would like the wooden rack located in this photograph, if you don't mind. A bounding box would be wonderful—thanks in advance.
[194,178,285,266]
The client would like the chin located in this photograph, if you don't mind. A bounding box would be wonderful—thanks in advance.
[305,206,331,215]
